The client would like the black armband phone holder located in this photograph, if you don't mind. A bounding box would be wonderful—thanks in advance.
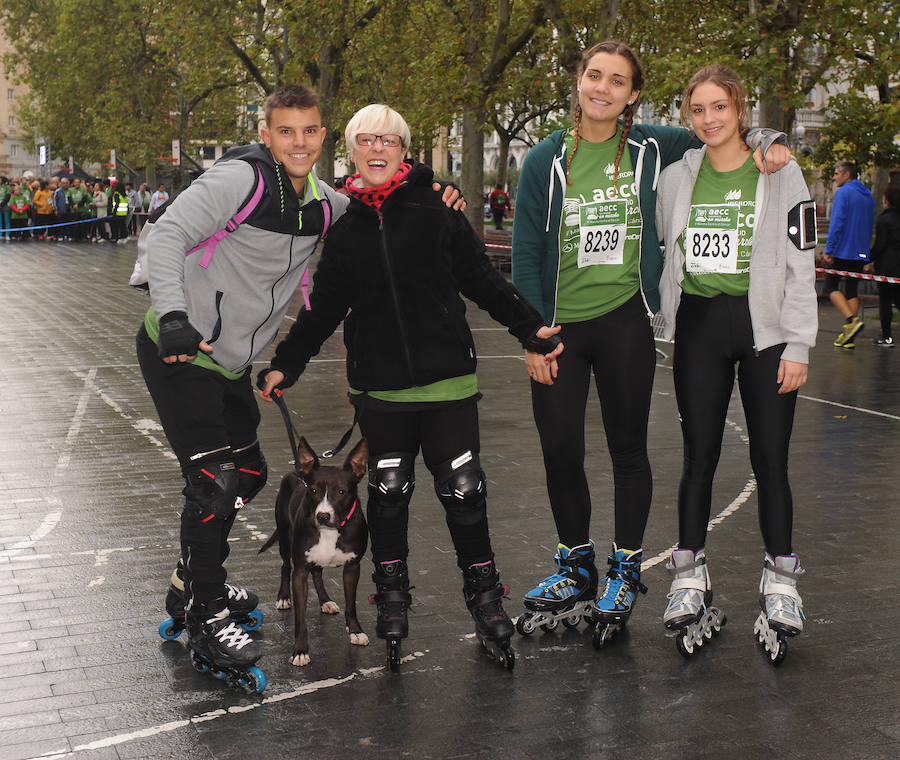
[788,200,817,250]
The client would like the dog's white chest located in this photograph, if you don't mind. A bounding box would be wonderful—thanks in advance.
[306,527,357,568]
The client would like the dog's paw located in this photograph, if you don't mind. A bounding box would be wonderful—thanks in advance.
[348,631,369,647]
[290,652,311,667]
[321,601,340,614]
[275,598,292,610]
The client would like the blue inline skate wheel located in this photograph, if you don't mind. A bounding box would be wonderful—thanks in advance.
[244,666,267,693]
[158,618,182,640]
[188,650,209,674]
[242,609,263,631]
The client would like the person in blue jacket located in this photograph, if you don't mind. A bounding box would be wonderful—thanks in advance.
[511,39,790,637]
[823,161,875,348]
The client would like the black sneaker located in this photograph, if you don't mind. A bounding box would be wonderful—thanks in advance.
[874,337,894,347]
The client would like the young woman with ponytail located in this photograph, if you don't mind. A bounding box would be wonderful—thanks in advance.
[512,40,791,639]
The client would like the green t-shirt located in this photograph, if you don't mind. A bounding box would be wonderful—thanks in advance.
[144,306,245,380]
[67,186,89,213]
[9,192,29,219]
[349,374,478,403]
[556,129,641,323]
[681,153,759,298]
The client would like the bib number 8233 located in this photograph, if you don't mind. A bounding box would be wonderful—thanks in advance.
[691,232,731,259]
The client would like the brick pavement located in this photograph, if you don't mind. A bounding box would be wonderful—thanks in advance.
[0,240,898,759]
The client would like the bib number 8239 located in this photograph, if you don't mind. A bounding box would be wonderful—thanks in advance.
[585,228,620,253]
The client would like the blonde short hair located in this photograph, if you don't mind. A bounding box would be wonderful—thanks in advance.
[344,104,410,159]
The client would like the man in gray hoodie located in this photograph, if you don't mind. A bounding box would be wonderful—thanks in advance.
[136,83,462,678]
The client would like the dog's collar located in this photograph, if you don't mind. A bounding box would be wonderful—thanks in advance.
[338,499,358,530]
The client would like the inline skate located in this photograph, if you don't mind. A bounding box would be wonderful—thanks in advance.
[663,548,726,658]
[591,545,647,649]
[370,559,413,672]
[463,560,515,670]
[754,553,805,666]
[158,561,263,641]
[186,597,266,693]
[517,542,598,636]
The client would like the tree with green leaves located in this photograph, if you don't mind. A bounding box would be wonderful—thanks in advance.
[0,1,255,173]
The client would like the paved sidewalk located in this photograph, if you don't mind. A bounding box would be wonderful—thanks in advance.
[0,241,898,759]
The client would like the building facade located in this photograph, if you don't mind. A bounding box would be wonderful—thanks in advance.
[0,31,37,177]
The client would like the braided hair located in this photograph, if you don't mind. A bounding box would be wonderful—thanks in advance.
[566,40,645,195]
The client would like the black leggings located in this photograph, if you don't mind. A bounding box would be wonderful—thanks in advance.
[358,400,492,568]
[674,293,796,556]
[530,292,655,550]
[877,281,900,339]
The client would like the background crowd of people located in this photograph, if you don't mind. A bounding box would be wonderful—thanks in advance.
[0,175,162,243]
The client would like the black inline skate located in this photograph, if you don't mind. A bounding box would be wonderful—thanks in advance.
[463,560,515,671]
[370,559,413,672]
[158,561,263,641]
[186,597,266,693]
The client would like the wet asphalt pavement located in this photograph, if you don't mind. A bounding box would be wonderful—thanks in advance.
[0,238,898,759]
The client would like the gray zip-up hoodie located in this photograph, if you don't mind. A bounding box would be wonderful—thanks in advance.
[147,144,349,373]
[656,147,817,364]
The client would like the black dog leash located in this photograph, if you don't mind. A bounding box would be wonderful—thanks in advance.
[321,405,360,458]
[271,391,302,473]
[271,389,359,463]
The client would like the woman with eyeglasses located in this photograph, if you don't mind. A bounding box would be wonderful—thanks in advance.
[259,104,562,671]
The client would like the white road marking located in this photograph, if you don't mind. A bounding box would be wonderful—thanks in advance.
[73,368,177,460]
[798,394,900,421]
[29,654,427,760]
[54,368,97,478]
[0,506,62,558]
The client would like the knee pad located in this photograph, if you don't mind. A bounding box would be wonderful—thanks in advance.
[434,451,487,527]
[368,452,415,520]
[233,442,268,505]
[183,458,240,523]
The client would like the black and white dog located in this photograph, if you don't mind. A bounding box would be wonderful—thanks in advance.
[259,437,369,666]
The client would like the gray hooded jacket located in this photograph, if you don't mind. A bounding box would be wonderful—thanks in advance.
[656,147,817,364]
[147,144,349,373]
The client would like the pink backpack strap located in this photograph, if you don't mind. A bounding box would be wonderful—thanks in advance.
[300,268,311,311]
[301,197,332,311]
[185,164,266,269]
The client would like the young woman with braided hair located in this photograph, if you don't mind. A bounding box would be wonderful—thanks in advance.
[512,40,791,642]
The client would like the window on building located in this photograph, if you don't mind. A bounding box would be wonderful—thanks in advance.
[9,144,17,157]
[201,146,216,160]
[7,89,13,101]
[7,115,15,128]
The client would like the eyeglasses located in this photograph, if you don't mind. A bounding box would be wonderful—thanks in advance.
[355,133,403,148]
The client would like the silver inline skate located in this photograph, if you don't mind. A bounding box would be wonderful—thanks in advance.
[753,553,805,666]
[663,548,726,658]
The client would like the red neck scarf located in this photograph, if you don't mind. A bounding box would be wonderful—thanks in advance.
[346,160,413,212]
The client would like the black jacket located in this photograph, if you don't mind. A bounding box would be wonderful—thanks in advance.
[870,206,900,278]
[270,160,544,391]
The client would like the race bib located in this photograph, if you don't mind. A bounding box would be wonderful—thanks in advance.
[578,199,626,267]
[685,204,739,274]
